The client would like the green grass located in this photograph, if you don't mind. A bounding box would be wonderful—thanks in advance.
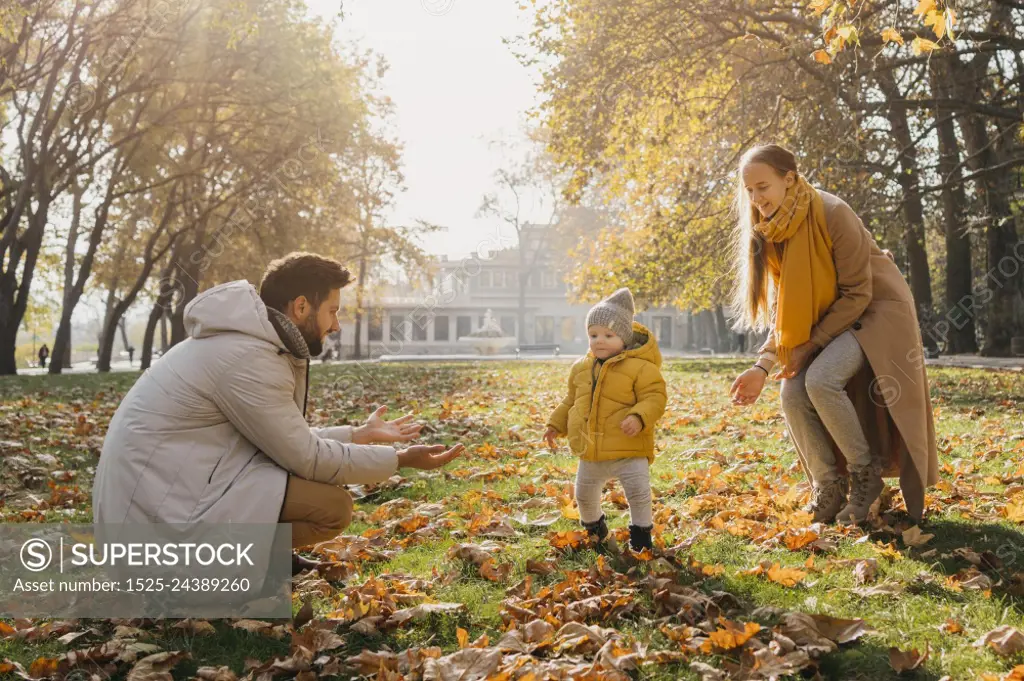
[1,359,1023,679]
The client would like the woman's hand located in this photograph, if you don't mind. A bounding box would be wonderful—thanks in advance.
[730,367,767,406]
[354,406,423,444]
[774,341,818,380]
[543,426,560,451]
[620,415,643,437]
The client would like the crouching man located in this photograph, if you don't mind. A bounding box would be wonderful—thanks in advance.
[93,253,463,573]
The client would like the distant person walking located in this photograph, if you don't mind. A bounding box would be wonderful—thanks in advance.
[37,344,49,369]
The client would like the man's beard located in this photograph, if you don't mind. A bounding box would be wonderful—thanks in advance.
[299,316,324,357]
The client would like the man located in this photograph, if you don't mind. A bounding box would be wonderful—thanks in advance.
[37,344,49,369]
[93,253,463,572]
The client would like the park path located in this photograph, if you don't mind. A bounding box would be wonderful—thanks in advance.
[9,353,1022,376]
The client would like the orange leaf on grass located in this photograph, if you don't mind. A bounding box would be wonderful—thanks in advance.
[1005,666,1024,681]
[689,559,725,577]
[480,558,511,583]
[548,530,589,550]
[767,563,807,587]
[28,657,59,678]
[939,619,964,635]
[889,642,929,673]
[700,620,761,653]
[784,530,819,551]
[559,498,580,520]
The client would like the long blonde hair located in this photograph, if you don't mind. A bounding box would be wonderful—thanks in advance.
[730,144,799,332]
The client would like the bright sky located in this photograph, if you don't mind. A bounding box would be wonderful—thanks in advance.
[305,0,544,259]
[26,0,548,342]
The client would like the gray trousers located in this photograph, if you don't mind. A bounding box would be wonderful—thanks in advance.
[575,457,653,527]
[780,330,872,485]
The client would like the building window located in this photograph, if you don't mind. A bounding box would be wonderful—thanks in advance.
[542,271,558,288]
[434,315,449,341]
[367,308,383,341]
[480,271,491,288]
[536,316,555,343]
[559,316,575,343]
[439,273,457,298]
[412,316,427,341]
[492,271,504,288]
[500,316,516,336]
[653,315,672,347]
[389,314,407,342]
[457,315,472,339]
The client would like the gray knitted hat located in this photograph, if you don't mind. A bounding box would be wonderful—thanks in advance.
[586,288,635,346]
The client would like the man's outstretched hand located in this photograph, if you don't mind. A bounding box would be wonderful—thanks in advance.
[353,405,424,444]
[396,443,465,471]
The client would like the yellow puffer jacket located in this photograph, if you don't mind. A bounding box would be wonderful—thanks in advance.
[547,322,668,463]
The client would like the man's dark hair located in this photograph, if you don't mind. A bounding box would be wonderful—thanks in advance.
[259,252,352,312]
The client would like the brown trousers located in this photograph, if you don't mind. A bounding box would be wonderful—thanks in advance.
[278,475,353,548]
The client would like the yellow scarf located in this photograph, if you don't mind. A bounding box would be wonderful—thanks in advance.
[755,177,837,369]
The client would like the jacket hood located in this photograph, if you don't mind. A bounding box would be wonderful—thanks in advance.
[589,321,662,366]
[184,280,287,352]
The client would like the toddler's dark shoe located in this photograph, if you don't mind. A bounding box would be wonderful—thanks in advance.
[628,524,653,553]
[582,514,609,543]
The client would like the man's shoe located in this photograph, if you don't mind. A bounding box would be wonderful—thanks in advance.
[836,466,884,525]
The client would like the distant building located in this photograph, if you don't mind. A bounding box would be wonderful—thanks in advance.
[336,226,696,358]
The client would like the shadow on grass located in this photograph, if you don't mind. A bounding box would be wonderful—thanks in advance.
[917,515,1024,608]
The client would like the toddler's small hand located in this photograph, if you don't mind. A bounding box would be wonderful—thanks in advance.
[620,415,642,437]
[543,426,560,451]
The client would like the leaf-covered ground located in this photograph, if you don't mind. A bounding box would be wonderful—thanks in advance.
[0,360,1023,680]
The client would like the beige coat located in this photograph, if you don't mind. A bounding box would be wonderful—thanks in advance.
[759,191,939,520]
[93,281,399,526]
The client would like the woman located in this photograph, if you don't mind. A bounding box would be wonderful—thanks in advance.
[729,144,938,524]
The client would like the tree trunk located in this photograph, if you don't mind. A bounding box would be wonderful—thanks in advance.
[143,250,181,370]
[950,8,1022,356]
[141,298,162,371]
[714,305,729,353]
[353,253,367,359]
[50,307,75,376]
[98,232,183,371]
[931,56,977,354]
[96,220,135,355]
[170,233,204,346]
[97,305,124,373]
[876,72,934,338]
[160,309,168,352]
[118,317,130,352]
[50,184,85,374]
[0,197,50,375]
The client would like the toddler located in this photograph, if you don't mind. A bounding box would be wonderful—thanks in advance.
[543,288,667,552]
